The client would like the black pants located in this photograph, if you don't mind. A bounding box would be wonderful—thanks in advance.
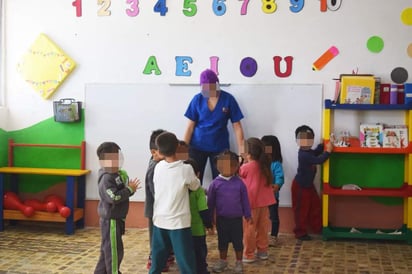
[269,198,280,237]
[193,235,209,274]
[188,147,220,185]
[94,218,125,274]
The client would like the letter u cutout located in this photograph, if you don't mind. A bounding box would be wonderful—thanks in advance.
[273,56,293,78]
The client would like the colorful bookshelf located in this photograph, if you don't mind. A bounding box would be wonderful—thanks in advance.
[322,99,412,243]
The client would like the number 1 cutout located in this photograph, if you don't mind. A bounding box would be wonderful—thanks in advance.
[72,0,82,17]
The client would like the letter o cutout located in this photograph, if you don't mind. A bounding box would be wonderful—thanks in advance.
[240,57,258,77]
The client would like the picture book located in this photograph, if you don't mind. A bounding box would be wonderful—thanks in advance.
[340,75,375,104]
[382,125,408,148]
[359,123,383,147]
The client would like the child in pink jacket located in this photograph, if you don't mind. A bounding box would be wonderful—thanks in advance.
[239,137,276,262]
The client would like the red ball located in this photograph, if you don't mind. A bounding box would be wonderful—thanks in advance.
[59,206,71,218]
[46,202,57,213]
[23,206,35,217]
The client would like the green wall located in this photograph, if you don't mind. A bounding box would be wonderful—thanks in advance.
[2,112,84,193]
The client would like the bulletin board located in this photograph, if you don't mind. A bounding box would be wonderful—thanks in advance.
[85,83,322,206]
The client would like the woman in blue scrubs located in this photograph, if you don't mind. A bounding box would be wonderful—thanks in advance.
[183,69,245,184]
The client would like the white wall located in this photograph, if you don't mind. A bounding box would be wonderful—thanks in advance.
[3,0,411,130]
[1,1,411,204]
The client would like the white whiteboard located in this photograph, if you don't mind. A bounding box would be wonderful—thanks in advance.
[85,83,323,206]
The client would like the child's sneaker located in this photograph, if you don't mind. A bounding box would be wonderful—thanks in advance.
[233,261,243,273]
[269,236,279,247]
[146,256,170,272]
[256,252,268,260]
[242,257,256,263]
[167,253,175,265]
[212,259,228,273]
[162,262,170,272]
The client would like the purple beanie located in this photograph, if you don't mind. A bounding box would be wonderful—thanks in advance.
[200,69,219,84]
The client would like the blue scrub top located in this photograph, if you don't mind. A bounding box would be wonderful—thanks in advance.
[184,90,244,152]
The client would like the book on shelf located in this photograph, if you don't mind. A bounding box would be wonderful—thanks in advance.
[382,125,408,148]
[397,84,405,104]
[359,123,383,147]
[379,83,391,104]
[339,74,375,104]
[373,78,381,105]
[406,83,412,105]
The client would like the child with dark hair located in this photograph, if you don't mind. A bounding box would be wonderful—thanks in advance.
[150,132,200,274]
[94,142,141,274]
[292,125,333,241]
[184,158,213,274]
[144,129,175,271]
[239,137,275,263]
[261,135,284,246]
[208,150,251,274]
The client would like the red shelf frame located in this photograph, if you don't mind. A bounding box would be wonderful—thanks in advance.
[324,140,412,154]
[323,183,412,197]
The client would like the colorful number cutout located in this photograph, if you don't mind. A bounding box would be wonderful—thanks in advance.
[154,0,168,16]
[213,0,226,16]
[98,0,111,16]
[289,0,304,13]
[320,0,342,12]
[126,0,139,17]
[239,0,250,15]
[262,0,277,14]
[72,0,82,17]
[183,0,197,17]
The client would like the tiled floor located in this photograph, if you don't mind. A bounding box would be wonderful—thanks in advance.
[1,222,412,274]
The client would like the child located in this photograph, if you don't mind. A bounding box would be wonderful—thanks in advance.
[207,150,252,274]
[261,135,284,246]
[292,125,333,241]
[184,158,213,274]
[94,142,141,274]
[144,129,174,271]
[239,137,275,263]
[150,132,200,274]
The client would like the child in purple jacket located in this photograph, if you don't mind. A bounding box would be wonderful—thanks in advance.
[207,150,252,274]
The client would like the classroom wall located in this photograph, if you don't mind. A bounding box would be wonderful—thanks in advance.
[1,1,411,229]
[3,1,411,131]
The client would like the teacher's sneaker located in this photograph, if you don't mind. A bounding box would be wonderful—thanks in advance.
[269,236,279,246]
[212,259,227,273]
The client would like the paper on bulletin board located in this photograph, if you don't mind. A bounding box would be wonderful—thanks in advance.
[17,33,76,100]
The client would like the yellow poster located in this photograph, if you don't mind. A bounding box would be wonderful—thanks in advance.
[17,34,76,100]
